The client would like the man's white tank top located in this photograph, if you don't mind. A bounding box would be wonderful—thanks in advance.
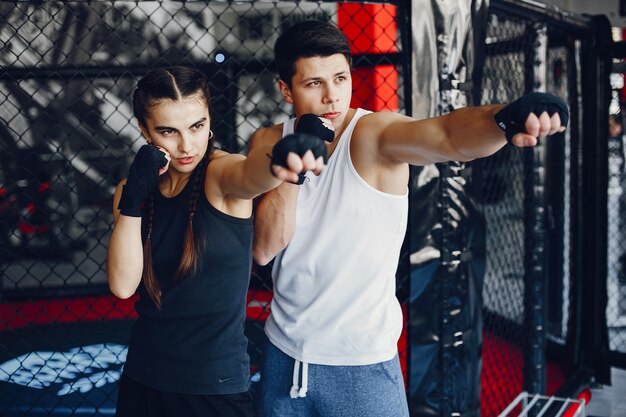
[265,108,409,366]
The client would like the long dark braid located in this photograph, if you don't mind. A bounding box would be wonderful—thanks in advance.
[174,148,212,281]
[133,66,215,308]
[142,145,213,308]
[142,194,161,308]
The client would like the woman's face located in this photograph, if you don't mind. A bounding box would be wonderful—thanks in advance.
[140,94,211,176]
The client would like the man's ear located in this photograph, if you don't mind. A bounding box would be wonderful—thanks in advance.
[138,123,151,143]
[278,79,294,104]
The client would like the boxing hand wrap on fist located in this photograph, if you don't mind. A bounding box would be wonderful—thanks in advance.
[118,145,168,217]
[495,92,569,144]
[295,114,335,143]
[271,133,328,185]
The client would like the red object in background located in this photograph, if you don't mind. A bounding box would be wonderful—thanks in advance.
[338,3,397,54]
[481,332,567,417]
[337,3,399,112]
[352,65,399,111]
[619,28,626,106]
[246,289,272,321]
[398,303,408,386]
[561,388,591,417]
[1,292,272,330]
[0,295,139,330]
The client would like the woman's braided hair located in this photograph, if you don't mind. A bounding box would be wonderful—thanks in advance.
[132,66,214,308]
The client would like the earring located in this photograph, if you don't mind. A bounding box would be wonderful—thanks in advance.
[208,130,214,140]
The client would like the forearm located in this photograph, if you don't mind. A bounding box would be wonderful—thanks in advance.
[107,215,144,299]
[253,183,299,265]
[381,92,567,166]
[241,144,283,196]
[379,104,507,165]
[441,104,507,160]
[217,144,283,201]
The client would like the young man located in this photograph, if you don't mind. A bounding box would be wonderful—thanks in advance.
[251,20,568,417]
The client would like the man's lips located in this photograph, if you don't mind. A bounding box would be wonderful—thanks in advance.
[321,112,339,119]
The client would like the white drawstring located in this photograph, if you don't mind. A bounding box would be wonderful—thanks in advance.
[289,359,309,399]
[289,360,301,398]
[299,362,308,397]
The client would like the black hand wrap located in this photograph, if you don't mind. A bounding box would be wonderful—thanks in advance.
[271,133,328,185]
[494,92,569,143]
[295,114,335,143]
[118,145,168,217]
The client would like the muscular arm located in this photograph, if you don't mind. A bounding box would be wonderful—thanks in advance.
[213,130,324,201]
[106,181,144,299]
[367,105,506,166]
[249,126,299,266]
[372,103,563,166]
[212,144,284,201]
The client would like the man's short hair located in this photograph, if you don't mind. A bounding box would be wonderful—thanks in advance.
[275,20,352,86]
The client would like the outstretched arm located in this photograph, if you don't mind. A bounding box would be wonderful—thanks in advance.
[212,133,326,201]
[372,93,568,166]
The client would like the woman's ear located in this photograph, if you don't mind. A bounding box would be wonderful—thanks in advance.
[138,123,151,144]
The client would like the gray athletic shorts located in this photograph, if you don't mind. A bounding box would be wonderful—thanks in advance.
[256,339,410,417]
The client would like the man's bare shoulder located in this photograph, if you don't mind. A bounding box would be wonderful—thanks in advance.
[353,111,413,141]
[358,111,413,127]
[249,124,284,150]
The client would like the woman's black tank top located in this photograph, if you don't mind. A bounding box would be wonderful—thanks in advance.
[123,167,253,395]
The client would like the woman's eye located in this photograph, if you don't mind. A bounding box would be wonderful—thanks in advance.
[191,123,204,130]
[161,129,174,136]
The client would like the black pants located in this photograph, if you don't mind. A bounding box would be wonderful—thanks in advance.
[115,374,254,417]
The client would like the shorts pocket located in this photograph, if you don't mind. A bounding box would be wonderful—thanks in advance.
[378,356,400,384]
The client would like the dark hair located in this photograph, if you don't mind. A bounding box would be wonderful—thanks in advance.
[275,20,352,86]
[132,66,214,308]
[133,66,212,127]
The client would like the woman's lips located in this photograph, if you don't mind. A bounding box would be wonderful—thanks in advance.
[178,156,195,165]
[321,112,339,119]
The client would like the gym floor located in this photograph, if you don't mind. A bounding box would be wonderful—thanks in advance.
[587,368,626,417]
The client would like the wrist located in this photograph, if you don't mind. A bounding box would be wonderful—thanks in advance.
[118,185,144,217]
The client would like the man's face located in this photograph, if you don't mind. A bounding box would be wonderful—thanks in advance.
[279,54,352,131]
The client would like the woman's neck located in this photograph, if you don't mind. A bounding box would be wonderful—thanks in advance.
[159,171,193,198]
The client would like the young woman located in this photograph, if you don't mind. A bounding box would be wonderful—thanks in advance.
[107,66,326,417]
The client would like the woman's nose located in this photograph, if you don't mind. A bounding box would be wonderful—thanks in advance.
[178,132,193,153]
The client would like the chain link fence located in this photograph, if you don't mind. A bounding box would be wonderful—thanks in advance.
[473,4,594,416]
[607,72,626,356]
[0,1,618,416]
[478,14,549,416]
